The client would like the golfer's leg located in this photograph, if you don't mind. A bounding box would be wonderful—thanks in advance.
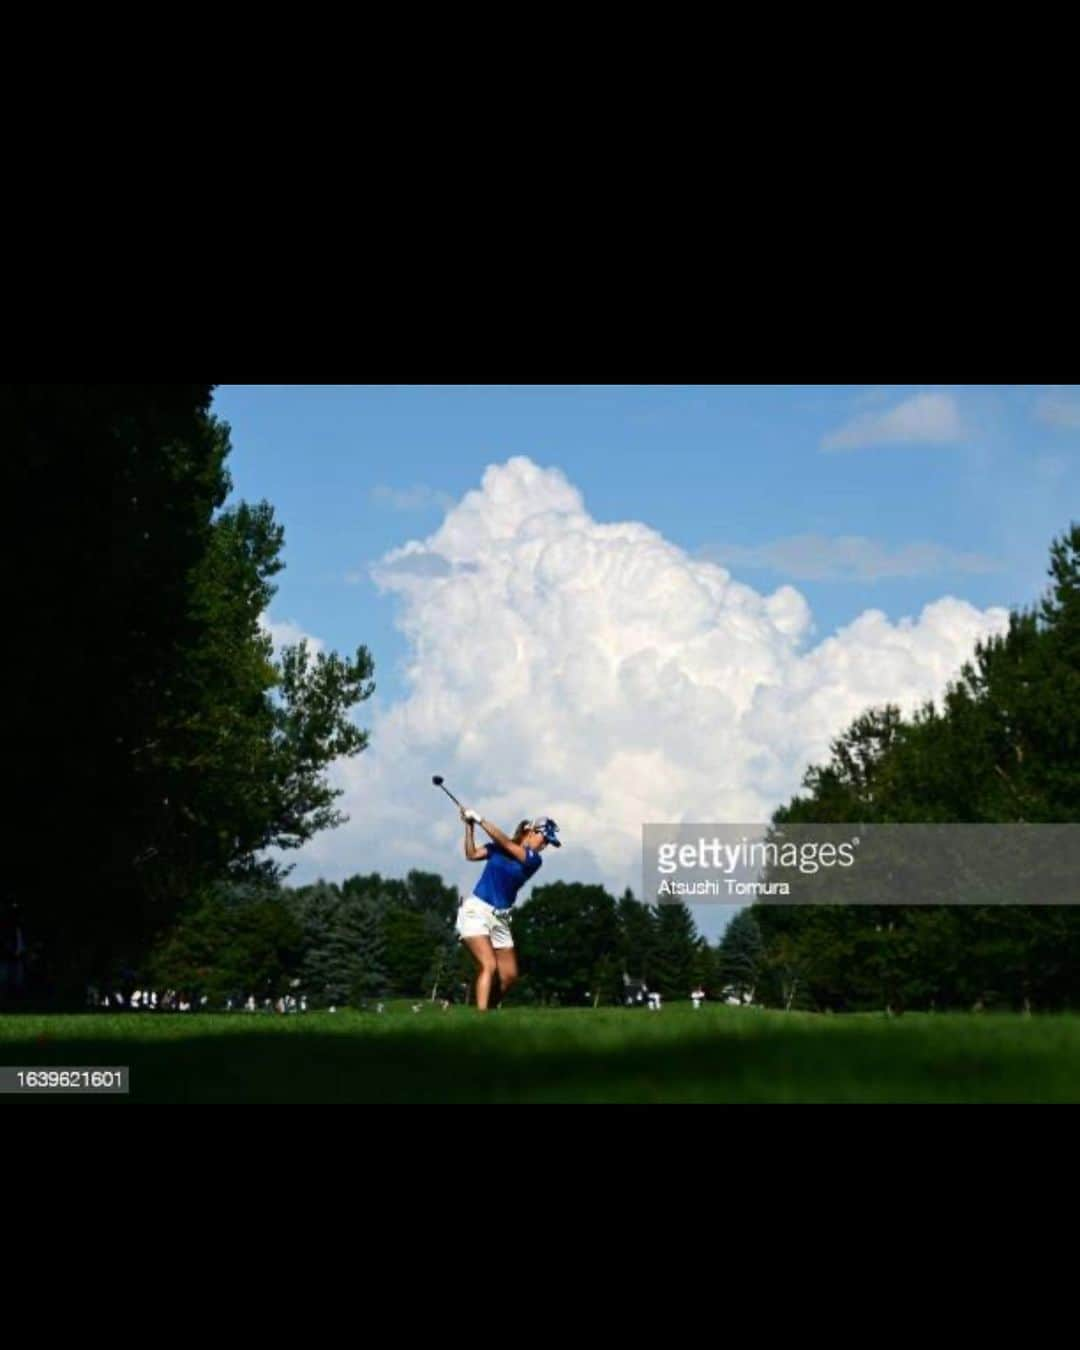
[493,947,518,1005]
[464,936,498,1011]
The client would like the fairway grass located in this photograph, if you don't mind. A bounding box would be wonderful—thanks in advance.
[3,1003,1080,1103]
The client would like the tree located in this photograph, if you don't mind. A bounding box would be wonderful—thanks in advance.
[691,940,717,995]
[288,882,390,1007]
[753,523,1080,1011]
[144,881,303,1005]
[289,881,344,1006]
[513,882,618,1005]
[383,906,445,996]
[403,871,460,925]
[616,889,658,985]
[425,931,466,1001]
[343,894,389,1004]
[765,933,817,1012]
[651,902,701,998]
[12,384,232,999]
[716,909,764,1002]
[9,385,375,1003]
[589,951,623,1006]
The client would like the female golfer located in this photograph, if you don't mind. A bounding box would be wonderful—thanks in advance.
[456,807,560,1011]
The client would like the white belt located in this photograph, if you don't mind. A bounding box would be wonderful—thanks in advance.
[469,895,512,916]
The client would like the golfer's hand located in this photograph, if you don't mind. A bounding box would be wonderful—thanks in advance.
[464,808,482,824]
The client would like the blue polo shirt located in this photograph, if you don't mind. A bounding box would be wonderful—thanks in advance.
[473,841,543,910]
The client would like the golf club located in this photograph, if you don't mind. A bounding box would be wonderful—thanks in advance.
[432,775,465,811]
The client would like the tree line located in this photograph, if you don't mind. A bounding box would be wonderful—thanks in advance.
[131,872,746,1008]
[749,522,1080,1012]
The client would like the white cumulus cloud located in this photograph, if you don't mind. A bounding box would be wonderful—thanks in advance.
[822,392,965,451]
[290,457,1010,904]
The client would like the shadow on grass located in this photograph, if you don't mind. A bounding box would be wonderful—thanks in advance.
[4,1012,1079,1103]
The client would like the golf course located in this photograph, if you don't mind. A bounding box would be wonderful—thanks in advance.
[10,387,1080,1108]
[5,1002,1080,1103]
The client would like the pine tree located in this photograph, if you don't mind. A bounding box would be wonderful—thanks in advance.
[342,894,389,1003]
[651,902,700,998]
[691,940,716,995]
[289,881,345,1007]
[717,908,764,1002]
[616,889,658,985]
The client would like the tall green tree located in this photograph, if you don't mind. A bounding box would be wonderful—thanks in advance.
[144,881,303,1005]
[651,902,701,998]
[10,385,375,1002]
[288,881,343,1005]
[13,384,231,998]
[716,908,764,1002]
[288,881,389,1007]
[691,940,717,995]
[615,889,658,985]
[382,906,445,996]
[753,523,1080,1011]
[513,882,618,1005]
[343,894,389,1004]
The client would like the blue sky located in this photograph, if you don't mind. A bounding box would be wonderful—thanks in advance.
[217,384,1075,704]
[211,385,1079,938]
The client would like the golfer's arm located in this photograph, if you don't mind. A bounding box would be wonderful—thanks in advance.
[479,818,527,863]
[464,822,488,861]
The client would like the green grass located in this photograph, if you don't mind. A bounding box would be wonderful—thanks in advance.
[3,1002,1080,1102]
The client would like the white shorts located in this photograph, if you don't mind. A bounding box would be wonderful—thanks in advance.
[456,895,515,949]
